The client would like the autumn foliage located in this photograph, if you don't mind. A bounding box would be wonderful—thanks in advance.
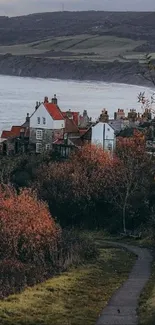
[0,186,61,297]
[0,186,60,262]
[0,185,97,298]
[34,138,153,232]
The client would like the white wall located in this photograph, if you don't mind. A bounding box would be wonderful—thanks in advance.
[30,103,54,129]
[91,122,115,152]
[30,104,65,130]
[53,120,65,129]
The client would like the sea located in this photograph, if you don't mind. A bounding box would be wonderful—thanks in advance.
[0,75,153,132]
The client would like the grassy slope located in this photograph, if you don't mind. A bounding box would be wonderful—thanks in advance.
[0,240,135,325]
[0,34,150,63]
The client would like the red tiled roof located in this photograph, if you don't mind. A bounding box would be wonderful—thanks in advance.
[11,126,24,136]
[1,130,11,139]
[72,112,79,126]
[1,126,28,139]
[62,111,79,126]
[44,103,64,120]
[65,118,80,134]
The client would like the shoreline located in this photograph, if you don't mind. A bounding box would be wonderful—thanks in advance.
[0,73,152,90]
[0,54,152,88]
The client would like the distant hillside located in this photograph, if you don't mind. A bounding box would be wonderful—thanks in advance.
[0,11,154,85]
[0,11,155,46]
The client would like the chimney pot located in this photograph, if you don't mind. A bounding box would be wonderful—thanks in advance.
[44,96,48,103]
[52,94,58,105]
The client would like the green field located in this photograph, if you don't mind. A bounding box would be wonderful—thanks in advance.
[0,34,151,63]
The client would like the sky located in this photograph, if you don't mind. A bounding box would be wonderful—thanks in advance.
[0,0,154,16]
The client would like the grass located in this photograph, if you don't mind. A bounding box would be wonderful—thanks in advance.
[0,237,135,325]
[0,34,147,63]
[138,262,155,325]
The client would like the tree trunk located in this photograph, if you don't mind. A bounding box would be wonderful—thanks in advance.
[123,204,126,234]
[122,190,129,234]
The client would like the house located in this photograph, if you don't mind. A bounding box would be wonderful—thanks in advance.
[92,122,115,152]
[0,114,30,155]
[82,121,116,153]
[29,95,65,153]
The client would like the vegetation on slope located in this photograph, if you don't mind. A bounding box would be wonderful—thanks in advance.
[0,184,98,298]
[0,11,155,45]
[0,238,135,325]
[1,135,155,234]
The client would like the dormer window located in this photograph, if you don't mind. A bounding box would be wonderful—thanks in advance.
[37,117,40,124]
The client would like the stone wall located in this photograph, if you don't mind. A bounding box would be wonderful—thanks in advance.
[29,128,64,152]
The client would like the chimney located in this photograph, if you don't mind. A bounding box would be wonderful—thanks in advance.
[52,94,58,105]
[66,109,73,119]
[114,108,125,120]
[44,96,49,103]
[83,110,87,116]
[35,101,39,110]
[26,113,30,123]
[128,109,137,122]
[99,109,109,123]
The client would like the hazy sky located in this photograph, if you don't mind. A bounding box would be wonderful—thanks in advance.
[0,0,154,16]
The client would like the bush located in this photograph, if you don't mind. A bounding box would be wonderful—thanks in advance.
[0,185,61,264]
[0,185,98,298]
[58,230,99,269]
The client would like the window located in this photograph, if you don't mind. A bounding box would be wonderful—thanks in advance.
[37,117,40,124]
[36,129,43,140]
[46,144,51,151]
[43,117,46,125]
[36,143,42,153]
[108,143,112,151]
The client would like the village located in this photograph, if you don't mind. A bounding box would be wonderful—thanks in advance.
[0,93,155,158]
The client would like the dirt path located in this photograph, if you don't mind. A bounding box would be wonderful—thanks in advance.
[96,242,152,325]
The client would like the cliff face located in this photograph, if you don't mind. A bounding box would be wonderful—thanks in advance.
[0,55,150,86]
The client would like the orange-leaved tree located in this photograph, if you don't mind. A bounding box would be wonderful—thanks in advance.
[0,185,61,264]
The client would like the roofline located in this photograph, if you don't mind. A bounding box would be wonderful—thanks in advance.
[44,102,64,120]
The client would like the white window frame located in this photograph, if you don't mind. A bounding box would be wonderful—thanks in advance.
[36,129,43,140]
[46,144,51,151]
[43,117,46,125]
[36,143,42,153]
[37,117,40,124]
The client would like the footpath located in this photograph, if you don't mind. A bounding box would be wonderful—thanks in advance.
[96,242,152,325]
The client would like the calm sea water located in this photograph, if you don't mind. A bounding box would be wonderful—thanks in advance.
[0,75,153,132]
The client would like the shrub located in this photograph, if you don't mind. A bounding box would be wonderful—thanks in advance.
[0,185,98,298]
[0,185,61,264]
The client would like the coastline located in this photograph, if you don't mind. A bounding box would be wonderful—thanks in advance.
[0,54,152,87]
